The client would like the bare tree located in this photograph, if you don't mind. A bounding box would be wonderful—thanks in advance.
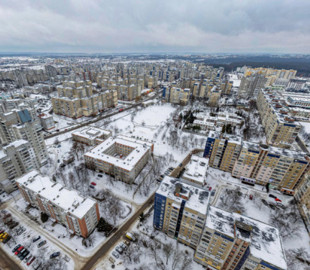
[163,242,173,265]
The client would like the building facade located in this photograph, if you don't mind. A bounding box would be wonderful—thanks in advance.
[84,135,153,183]
[16,170,100,238]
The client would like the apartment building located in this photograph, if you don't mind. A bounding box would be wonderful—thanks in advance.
[84,135,153,184]
[207,86,221,107]
[72,127,111,146]
[0,140,37,193]
[295,174,310,235]
[16,170,100,238]
[182,156,208,187]
[239,74,267,98]
[166,87,190,105]
[194,206,287,270]
[0,109,48,167]
[52,80,117,118]
[154,177,210,249]
[257,89,301,148]
[39,114,55,130]
[204,132,309,193]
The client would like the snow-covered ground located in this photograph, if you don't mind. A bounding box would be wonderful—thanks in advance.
[0,207,74,270]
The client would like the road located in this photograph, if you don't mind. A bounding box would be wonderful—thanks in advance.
[44,92,161,140]
[81,193,155,270]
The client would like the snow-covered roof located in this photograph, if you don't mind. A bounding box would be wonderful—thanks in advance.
[157,176,210,215]
[206,206,287,269]
[84,135,152,171]
[16,171,97,219]
[72,127,111,140]
[4,139,29,149]
[183,156,208,185]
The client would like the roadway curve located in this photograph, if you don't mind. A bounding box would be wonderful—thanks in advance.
[81,193,155,270]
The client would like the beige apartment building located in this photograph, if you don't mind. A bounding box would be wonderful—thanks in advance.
[52,80,117,118]
[194,206,287,270]
[84,135,153,184]
[166,87,190,105]
[205,132,309,193]
[295,174,310,235]
[154,177,210,249]
[257,89,301,148]
[16,170,100,238]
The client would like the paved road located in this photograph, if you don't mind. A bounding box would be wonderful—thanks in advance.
[81,193,155,270]
[45,92,161,140]
[0,246,22,270]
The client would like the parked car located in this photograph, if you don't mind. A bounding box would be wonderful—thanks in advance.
[20,250,29,260]
[112,251,119,259]
[50,252,60,259]
[27,256,36,266]
[37,240,46,248]
[33,236,41,242]
[3,235,11,244]
[125,232,136,242]
[89,185,95,189]
[12,244,21,253]
[15,246,24,255]
[115,245,123,254]
[25,255,32,263]
[98,174,103,178]
[90,182,97,186]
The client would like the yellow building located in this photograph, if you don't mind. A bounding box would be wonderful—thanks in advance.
[154,177,210,249]
[194,206,287,270]
[52,80,117,118]
[257,89,301,148]
[295,174,310,235]
[167,87,190,105]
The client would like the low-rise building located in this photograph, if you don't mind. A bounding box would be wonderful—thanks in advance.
[84,136,153,183]
[39,114,55,130]
[72,127,111,146]
[194,206,287,270]
[16,170,100,238]
[182,156,208,187]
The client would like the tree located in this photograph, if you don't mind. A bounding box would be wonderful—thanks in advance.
[163,243,173,265]
[40,212,49,223]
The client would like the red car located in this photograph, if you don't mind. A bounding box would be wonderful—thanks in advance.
[275,198,282,202]
[90,182,97,186]
[15,246,24,255]
[27,256,36,266]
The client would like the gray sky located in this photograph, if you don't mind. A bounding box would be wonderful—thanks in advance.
[0,0,309,53]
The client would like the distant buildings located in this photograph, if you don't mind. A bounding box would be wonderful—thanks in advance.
[52,80,117,118]
[72,127,111,146]
[165,87,190,105]
[16,170,100,238]
[154,177,287,270]
[205,132,309,193]
[257,89,301,148]
[84,135,153,183]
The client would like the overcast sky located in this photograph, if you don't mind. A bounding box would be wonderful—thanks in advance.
[0,0,309,54]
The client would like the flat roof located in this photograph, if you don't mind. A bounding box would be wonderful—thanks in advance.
[156,176,210,215]
[183,155,208,184]
[72,127,111,140]
[16,171,97,219]
[206,206,287,269]
[84,136,152,171]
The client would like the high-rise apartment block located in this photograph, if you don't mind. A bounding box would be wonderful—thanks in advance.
[165,87,190,105]
[16,170,100,238]
[154,178,287,270]
[0,140,38,193]
[84,135,153,184]
[0,109,48,167]
[205,132,309,193]
[295,174,310,235]
[52,80,117,118]
[257,89,301,148]
[153,177,210,249]
[194,206,287,270]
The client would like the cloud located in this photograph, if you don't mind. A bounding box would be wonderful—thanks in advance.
[0,0,309,53]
